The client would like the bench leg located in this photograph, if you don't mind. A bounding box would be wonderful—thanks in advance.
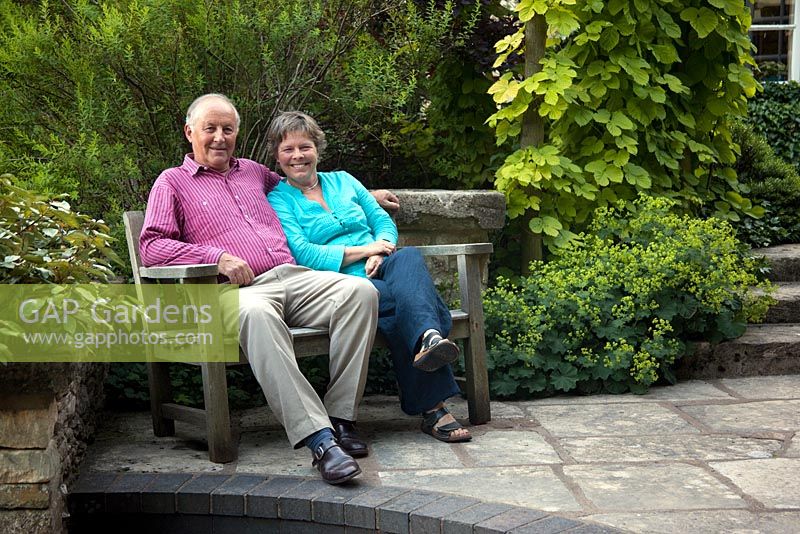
[147,362,175,437]
[458,254,491,425]
[201,362,236,463]
[464,337,491,425]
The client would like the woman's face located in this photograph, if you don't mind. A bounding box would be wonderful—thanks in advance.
[276,131,319,185]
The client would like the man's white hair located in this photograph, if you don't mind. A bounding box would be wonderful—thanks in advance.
[185,93,241,129]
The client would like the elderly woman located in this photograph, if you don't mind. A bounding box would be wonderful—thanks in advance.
[266,111,471,443]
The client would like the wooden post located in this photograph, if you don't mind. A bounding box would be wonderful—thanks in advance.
[520,14,547,274]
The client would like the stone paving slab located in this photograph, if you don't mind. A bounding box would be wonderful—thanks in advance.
[710,458,800,509]
[718,375,800,399]
[378,466,581,511]
[562,463,747,511]
[787,438,800,457]
[559,434,783,462]
[369,431,465,470]
[585,510,800,534]
[521,381,734,405]
[526,403,699,437]
[460,431,562,466]
[679,400,800,433]
[235,430,313,477]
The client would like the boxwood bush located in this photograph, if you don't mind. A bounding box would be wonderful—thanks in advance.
[483,196,773,398]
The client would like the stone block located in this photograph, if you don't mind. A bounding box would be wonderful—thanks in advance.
[212,516,281,534]
[0,442,58,483]
[0,509,52,534]
[474,508,548,534]
[394,190,506,236]
[409,495,481,534]
[312,484,372,525]
[245,476,305,518]
[105,473,156,514]
[0,483,50,509]
[175,474,229,515]
[378,490,443,534]
[211,474,265,516]
[280,520,345,534]
[344,486,410,529]
[442,502,513,534]
[0,394,56,449]
[278,479,331,521]
[67,472,118,516]
[140,473,192,514]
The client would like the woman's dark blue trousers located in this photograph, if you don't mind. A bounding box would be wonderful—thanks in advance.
[369,247,461,415]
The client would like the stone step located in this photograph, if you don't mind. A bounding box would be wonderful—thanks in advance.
[762,281,800,323]
[676,323,800,379]
[751,244,800,282]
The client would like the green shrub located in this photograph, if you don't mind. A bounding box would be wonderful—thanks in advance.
[0,176,120,283]
[483,196,773,398]
[0,0,475,269]
[729,121,800,247]
[746,81,800,170]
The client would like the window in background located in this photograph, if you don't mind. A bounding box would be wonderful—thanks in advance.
[748,0,799,80]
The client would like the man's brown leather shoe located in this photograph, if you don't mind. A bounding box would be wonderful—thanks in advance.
[331,418,369,458]
[312,439,361,485]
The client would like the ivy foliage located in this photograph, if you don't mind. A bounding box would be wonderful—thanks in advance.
[483,196,773,398]
[745,81,800,172]
[486,0,761,250]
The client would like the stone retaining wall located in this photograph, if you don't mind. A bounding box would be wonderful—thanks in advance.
[0,363,107,533]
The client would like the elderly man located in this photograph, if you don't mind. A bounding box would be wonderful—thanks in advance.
[140,93,395,484]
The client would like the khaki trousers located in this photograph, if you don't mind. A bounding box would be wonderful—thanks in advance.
[236,265,378,448]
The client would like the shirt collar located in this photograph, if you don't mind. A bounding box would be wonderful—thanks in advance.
[182,154,240,177]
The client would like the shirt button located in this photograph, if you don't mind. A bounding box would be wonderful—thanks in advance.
[235,195,239,199]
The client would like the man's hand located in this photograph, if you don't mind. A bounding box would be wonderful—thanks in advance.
[371,189,399,213]
[218,252,255,286]
[365,254,383,278]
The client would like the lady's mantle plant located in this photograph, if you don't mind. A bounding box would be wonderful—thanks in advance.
[483,196,773,397]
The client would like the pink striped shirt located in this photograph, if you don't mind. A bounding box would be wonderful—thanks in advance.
[139,154,296,277]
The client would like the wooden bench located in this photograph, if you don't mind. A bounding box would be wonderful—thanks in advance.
[123,210,492,463]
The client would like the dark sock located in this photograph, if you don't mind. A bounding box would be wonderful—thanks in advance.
[330,416,352,425]
[304,427,335,453]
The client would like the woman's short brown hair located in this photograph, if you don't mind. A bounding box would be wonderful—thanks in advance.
[266,111,327,159]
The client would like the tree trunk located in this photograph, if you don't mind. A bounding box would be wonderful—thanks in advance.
[520,14,547,274]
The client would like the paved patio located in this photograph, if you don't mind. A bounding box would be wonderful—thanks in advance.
[79,374,800,533]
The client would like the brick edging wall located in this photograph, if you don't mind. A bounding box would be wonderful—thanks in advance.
[68,472,621,533]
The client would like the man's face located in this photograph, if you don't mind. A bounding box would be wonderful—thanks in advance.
[184,100,238,173]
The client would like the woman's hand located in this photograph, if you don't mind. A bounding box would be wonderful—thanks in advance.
[365,254,383,278]
[342,240,396,268]
[363,240,396,257]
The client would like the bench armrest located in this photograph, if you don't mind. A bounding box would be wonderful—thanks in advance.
[412,243,493,257]
[139,264,219,279]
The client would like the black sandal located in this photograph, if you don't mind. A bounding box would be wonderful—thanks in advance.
[413,331,459,372]
[421,407,472,443]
